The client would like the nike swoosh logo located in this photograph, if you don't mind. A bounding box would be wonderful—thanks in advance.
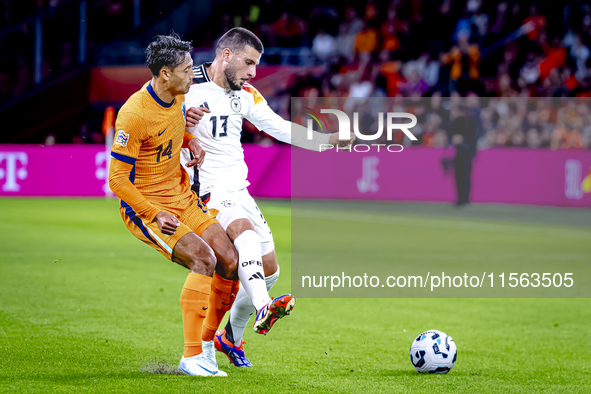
[197,364,216,375]
[180,364,216,376]
[158,127,168,136]
[202,306,208,310]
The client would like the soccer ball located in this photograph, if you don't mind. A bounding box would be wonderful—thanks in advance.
[409,330,457,374]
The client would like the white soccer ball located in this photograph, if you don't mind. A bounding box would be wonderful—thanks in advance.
[409,330,457,374]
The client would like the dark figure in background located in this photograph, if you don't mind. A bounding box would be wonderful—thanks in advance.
[448,105,478,206]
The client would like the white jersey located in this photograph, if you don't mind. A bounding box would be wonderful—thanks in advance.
[182,62,330,194]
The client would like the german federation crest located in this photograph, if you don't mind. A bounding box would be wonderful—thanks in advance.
[231,97,241,113]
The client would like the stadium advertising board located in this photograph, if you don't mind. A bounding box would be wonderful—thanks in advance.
[0,144,589,207]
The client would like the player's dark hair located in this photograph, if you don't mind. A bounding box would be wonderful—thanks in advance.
[145,33,193,77]
[216,27,264,55]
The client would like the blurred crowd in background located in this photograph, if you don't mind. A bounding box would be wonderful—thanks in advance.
[0,0,176,99]
[212,0,591,149]
[2,0,591,149]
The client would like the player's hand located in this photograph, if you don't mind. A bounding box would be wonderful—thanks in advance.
[186,106,211,128]
[154,211,180,235]
[328,132,356,150]
[185,138,206,169]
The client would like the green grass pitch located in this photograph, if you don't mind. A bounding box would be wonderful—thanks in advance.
[0,198,590,393]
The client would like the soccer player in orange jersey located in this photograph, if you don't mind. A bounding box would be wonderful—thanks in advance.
[108,34,238,377]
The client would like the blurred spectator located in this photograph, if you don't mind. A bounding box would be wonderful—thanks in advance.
[526,128,542,148]
[311,28,336,62]
[539,37,567,81]
[354,19,378,73]
[44,133,56,146]
[507,130,527,147]
[519,52,541,90]
[567,35,590,81]
[551,122,584,149]
[347,70,373,98]
[375,50,402,97]
[399,61,429,97]
[452,9,474,43]
[269,11,306,47]
[416,53,440,88]
[497,74,517,97]
[523,5,546,41]
[364,0,377,22]
[472,4,490,46]
[441,32,481,90]
[490,2,509,37]
[422,112,447,147]
[380,6,400,52]
[335,8,363,63]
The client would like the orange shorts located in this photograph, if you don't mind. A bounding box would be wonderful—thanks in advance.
[120,193,218,261]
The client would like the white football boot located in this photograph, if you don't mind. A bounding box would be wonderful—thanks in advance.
[178,341,227,377]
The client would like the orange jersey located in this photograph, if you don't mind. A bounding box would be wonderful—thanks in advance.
[109,81,197,221]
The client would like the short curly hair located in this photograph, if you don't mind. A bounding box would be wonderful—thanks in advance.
[145,33,192,77]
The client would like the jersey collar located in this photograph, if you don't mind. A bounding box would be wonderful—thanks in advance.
[201,62,213,82]
[146,82,175,108]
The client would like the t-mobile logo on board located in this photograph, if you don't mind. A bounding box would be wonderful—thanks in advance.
[0,152,28,192]
[95,151,114,195]
[357,156,379,193]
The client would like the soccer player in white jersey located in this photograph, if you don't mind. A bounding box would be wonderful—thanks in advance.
[182,27,352,367]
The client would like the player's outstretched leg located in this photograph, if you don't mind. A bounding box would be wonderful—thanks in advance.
[223,267,279,347]
[198,223,240,372]
[174,232,227,377]
[214,327,252,367]
[253,293,296,335]
[215,270,279,366]
[227,221,296,338]
[250,253,295,335]
[233,229,270,310]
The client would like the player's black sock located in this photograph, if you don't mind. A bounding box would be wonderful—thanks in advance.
[224,317,236,344]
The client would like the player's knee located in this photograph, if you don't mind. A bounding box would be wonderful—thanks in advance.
[217,246,239,279]
[186,245,216,273]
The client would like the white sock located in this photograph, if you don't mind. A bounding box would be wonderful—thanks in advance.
[234,230,270,311]
[228,267,280,345]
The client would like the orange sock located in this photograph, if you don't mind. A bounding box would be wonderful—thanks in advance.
[180,272,212,358]
[202,273,240,342]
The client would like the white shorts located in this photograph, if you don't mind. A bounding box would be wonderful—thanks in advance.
[201,188,275,256]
